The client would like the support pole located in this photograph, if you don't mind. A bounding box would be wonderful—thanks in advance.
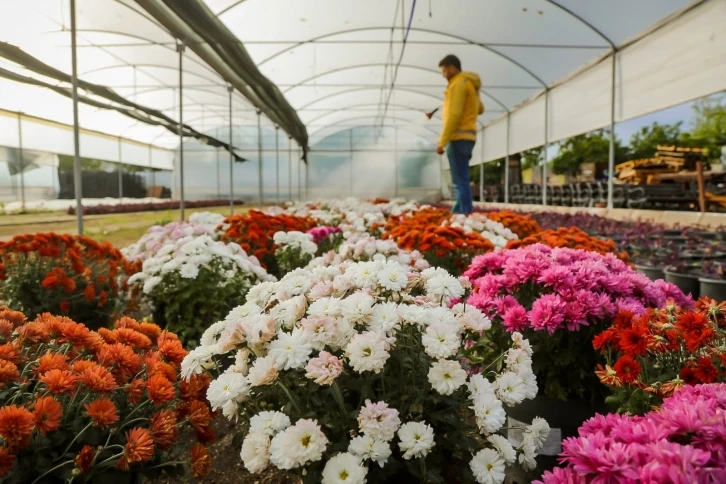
[177,41,185,221]
[288,136,292,201]
[304,156,309,200]
[504,113,510,204]
[227,85,234,216]
[697,161,706,213]
[275,126,280,204]
[117,138,123,202]
[17,113,25,211]
[607,50,616,209]
[257,110,263,204]
[479,133,484,204]
[216,147,220,199]
[297,147,302,201]
[394,127,399,198]
[349,129,354,197]
[543,90,549,206]
[70,0,83,234]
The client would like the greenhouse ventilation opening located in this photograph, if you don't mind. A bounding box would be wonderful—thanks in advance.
[0,0,725,228]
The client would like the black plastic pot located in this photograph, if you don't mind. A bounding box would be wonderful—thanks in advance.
[679,251,726,260]
[665,270,700,298]
[699,278,726,301]
[688,231,719,241]
[635,264,665,281]
[661,229,683,237]
[661,235,688,244]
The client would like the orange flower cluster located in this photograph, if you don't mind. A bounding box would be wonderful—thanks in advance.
[0,233,140,329]
[484,210,541,238]
[383,208,494,274]
[220,210,317,270]
[0,309,213,480]
[593,298,726,414]
[506,226,629,261]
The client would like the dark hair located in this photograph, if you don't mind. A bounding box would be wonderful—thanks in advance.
[439,55,461,71]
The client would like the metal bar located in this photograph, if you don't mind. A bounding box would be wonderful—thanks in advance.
[17,113,25,211]
[394,127,399,198]
[228,85,234,216]
[242,39,607,49]
[118,138,123,202]
[607,50,616,209]
[70,0,83,234]
[697,161,706,213]
[177,41,185,221]
[479,133,484,204]
[257,110,263,204]
[349,129,354,197]
[275,126,280,204]
[542,90,549,206]
[504,113,510,204]
[297,147,301,200]
[304,156,309,200]
[216,147,221,199]
[288,137,292,201]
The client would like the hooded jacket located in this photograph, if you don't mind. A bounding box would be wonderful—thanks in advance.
[437,71,485,149]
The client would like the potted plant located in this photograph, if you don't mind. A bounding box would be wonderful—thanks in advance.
[699,260,726,300]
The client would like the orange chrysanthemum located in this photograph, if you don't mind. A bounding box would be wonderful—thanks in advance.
[149,410,178,450]
[194,425,216,444]
[0,320,13,340]
[180,374,211,402]
[118,427,155,468]
[146,374,175,405]
[0,308,24,328]
[98,327,118,344]
[83,285,96,302]
[0,361,19,388]
[78,365,117,393]
[0,405,34,450]
[72,360,97,373]
[84,398,119,428]
[186,400,212,433]
[137,322,162,342]
[59,301,71,313]
[158,337,187,366]
[0,446,14,477]
[59,321,93,348]
[32,396,63,435]
[36,353,69,375]
[98,343,143,383]
[0,344,18,364]
[112,328,151,350]
[74,445,94,474]
[126,379,146,405]
[146,356,177,382]
[39,369,77,394]
[190,443,211,478]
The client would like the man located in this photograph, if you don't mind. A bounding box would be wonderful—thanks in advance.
[435,55,484,215]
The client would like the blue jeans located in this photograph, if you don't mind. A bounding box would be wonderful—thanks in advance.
[447,140,475,215]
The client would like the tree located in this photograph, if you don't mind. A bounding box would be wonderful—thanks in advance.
[551,130,627,177]
[521,147,544,170]
[628,122,682,160]
[469,159,503,185]
[688,97,726,160]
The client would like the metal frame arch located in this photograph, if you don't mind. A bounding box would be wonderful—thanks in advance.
[80,64,223,86]
[298,86,446,111]
[308,115,440,140]
[545,1,616,48]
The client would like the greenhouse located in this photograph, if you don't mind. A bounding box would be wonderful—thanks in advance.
[1,1,726,483]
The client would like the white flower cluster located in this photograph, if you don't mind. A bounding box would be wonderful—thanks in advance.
[188,210,225,230]
[122,221,214,262]
[128,234,273,295]
[273,230,318,255]
[447,213,518,249]
[309,233,429,270]
[183,258,543,483]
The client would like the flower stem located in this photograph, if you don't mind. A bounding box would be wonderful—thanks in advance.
[30,460,74,484]
[59,421,93,460]
[276,380,303,415]
[331,381,347,420]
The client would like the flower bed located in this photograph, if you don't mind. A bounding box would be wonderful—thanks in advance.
[506,227,628,261]
[68,199,244,215]
[478,210,541,239]
[464,245,691,401]
[0,234,139,329]
[0,309,214,481]
[535,384,726,484]
[182,261,549,483]
[594,297,725,414]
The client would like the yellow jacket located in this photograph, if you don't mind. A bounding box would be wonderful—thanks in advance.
[437,71,484,149]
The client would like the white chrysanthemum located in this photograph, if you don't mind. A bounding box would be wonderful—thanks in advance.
[518,368,539,400]
[247,281,278,307]
[269,419,328,470]
[357,400,401,441]
[470,448,506,484]
[217,321,247,353]
[505,348,532,374]
[206,372,250,412]
[340,292,375,325]
[397,305,428,327]
[242,314,276,346]
[268,329,313,370]
[377,261,408,291]
[424,306,459,327]
[321,452,367,484]
[511,332,533,356]
[351,261,378,288]
[397,421,435,460]
[425,274,464,298]
[308,296,343,318]
[240,432,270,474]
[471,393,506,435]
[225,302,263,324]
[348,435,391,468]
[142,275,162,294]
[345,331,390,374]
[452,303,492,332]
[526,417,550,451]
[248,355,280,387]
[468,374,495,397]
[180,345,217,380]
[249,411,291,436]
[230,348,251,375]
[428,359,467,395]
[421,322,461,359]
[200,320,227,347]
[495,372,527,406]
[518,436,538,471]
[487,434,516,464]
[270,295,307,330]
[369,302,401,334]
[420,267,450,281]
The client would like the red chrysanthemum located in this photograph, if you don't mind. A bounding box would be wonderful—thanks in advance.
[0,405,35,450]
[675,312,715,352]
[39,369,77,394]
[78,365,117,393]
[32,397,63,435]
[592,328,616,351]
[84,398,119,428]
[0,361,19,388]
[83,285,96,302]
[146,374,175,405]
[613,355,641,384]
[74,445,94,474]
[59,301,71,313]
[149,410,178,450]
[680,366,700,386]
[693,356,719,384]
[190,443,212,478]
[618,324,651,356]
[0,446,14,477]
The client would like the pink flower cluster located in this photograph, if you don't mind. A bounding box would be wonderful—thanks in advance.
[463,245,691,334]
[535,384,726,484]
[123,221,214,261]
[306,225,342,243]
